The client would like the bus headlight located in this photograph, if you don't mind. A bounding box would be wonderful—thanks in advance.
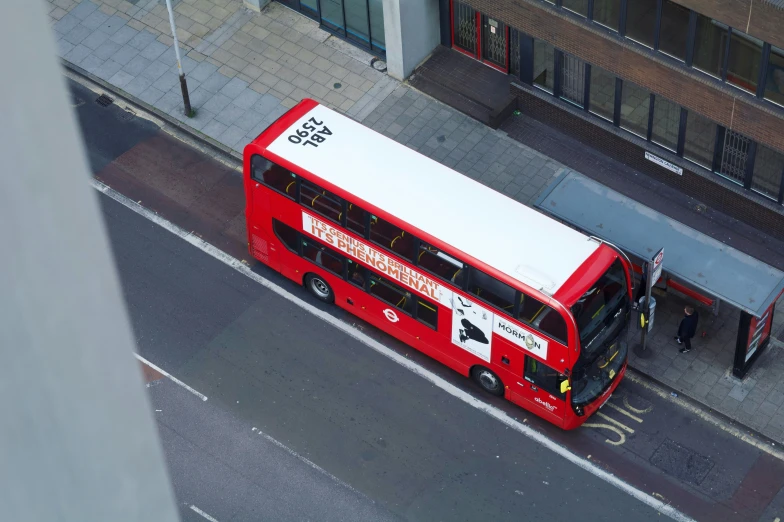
[574,404,584,416]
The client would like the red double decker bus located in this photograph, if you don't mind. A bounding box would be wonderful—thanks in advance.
[243,99,633,429]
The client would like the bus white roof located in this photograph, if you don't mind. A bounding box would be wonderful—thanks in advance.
[266,103,600,295]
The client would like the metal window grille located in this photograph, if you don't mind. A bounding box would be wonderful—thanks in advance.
[482,17,507,66]
[510,28,521,77]
[560,53,586,107]
[453,2,477,54]
[718,129,751,185]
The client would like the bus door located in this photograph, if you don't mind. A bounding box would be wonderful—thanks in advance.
[512,356,567,426]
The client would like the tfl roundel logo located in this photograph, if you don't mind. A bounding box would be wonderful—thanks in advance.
[383,309,399,323]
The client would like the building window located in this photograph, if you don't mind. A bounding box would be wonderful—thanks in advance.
[344,0,370,48]
[589,65,615,121]
[562,0,588,17]
[693,15,728,78]
[368,0,385,50]
[320,0,345,34]
[717,129,752,185]
[593,0,620,31]
[620,80,650,138]
[726,30,763,94]
[751,146,784,201]
[510,28,521,78]
[560,53,586,107]
[281,0,385,53]
[683,112,717,169]
[533,39,555,93]
[658,0,690,61]
[625,0,657,48]
[765,46,784,107]
[651,97,680,151]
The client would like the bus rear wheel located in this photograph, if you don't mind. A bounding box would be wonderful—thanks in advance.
[471,366,504,397]
[305,273,334,304]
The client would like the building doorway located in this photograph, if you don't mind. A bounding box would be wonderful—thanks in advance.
[451,1,509,73]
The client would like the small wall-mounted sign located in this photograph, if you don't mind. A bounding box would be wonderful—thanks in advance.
[645,151,683,175]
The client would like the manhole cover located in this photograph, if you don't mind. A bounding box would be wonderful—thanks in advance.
[333,82,342,89]
[649,439,714,485]
[370,57,387,72]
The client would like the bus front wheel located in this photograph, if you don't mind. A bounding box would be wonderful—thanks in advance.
[471,366,504,397]
[305,273,334,304]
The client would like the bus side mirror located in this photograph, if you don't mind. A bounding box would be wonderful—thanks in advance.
[560,380,571,394]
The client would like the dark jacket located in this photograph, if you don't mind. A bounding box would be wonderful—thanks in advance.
[678,312,699,339]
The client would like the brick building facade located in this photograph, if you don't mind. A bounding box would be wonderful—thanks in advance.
[432,0,784,237]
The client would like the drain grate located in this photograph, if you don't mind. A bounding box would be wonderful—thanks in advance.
[649,439,715,486]
[96,94,114,107]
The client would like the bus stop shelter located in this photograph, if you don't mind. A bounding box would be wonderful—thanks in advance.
[535,171,784,378]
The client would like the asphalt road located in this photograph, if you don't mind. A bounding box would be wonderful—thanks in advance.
[70,74,784,522]
[103,191,664,522]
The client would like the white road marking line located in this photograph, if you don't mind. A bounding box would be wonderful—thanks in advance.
[250,427,369,498]
[189,505,220,522]
[94,179,695,522]
[135,353,208,402]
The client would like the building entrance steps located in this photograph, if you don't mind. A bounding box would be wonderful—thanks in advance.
[409,46,517,129]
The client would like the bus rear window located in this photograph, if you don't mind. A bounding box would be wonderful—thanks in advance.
[252,155,296,198]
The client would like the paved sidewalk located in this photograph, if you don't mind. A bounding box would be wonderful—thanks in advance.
[626,288,784,443]
[49,0,562,205]
[49,0,784,444]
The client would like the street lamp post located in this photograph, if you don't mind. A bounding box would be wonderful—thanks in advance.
[164,0,193,117]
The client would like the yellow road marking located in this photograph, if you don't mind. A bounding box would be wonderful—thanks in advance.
[582,423,626,445]
[606,402,643,423]
[596,412,635,433]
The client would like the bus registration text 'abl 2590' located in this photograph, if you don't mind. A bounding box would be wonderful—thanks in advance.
[288,116,332,147]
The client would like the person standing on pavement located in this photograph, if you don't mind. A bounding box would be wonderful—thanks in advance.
[676,306,699,353]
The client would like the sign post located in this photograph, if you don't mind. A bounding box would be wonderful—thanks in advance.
[636,248,663,357]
